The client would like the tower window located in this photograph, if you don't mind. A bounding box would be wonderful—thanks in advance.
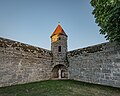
[58,46,61,52]
[58,37,61,40]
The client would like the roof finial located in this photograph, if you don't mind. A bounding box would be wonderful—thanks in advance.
[58,22,60,25]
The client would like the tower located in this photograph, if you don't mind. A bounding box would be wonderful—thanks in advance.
[51,23,68,79]
[51,23,68,63]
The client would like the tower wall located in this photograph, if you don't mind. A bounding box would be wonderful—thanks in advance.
[51,35,67,62]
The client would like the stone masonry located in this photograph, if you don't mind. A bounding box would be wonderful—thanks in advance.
[0,37,53,87]
[0,24,120,88]
[67,42,120,88]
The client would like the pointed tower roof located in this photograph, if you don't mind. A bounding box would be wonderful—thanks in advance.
[51,23,67,37]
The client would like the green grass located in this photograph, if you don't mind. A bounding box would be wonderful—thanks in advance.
[0,80,120,96]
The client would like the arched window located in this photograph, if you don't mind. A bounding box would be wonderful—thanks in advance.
[58,46,61,52]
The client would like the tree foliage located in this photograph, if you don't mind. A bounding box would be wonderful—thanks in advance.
[90,0,120,42]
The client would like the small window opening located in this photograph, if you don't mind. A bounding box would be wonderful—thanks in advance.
[58,46,61,52]
[58,37,61,40]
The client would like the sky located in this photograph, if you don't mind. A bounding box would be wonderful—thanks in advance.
[0,0,107,51]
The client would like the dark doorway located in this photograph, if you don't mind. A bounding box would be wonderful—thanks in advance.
[51,64,68,79]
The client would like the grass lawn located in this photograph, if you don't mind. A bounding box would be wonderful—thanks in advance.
[0,80,120,96]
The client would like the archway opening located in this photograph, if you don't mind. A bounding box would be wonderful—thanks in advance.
[51,64,68,79]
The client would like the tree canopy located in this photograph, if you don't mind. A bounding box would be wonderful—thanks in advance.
[90,0,120,42]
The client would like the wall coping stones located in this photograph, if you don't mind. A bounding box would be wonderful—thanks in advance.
[0,37,52,57]
[67,42,120,57]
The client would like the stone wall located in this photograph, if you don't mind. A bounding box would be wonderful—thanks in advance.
[1,37,120,88]
[0,37,53,87]
[67,42,120,88]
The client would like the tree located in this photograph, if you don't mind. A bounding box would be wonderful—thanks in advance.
[90,0,120,42]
